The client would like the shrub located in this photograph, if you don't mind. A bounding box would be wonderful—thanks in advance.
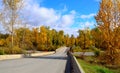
[89,46,95,50]
[4,48,11,54]
[92,46,101,57]
[94,49,100,57]
[0,48,5,55]
[73,46,82,52]
[37,44,46,51]
[47,45,56,51]
[0,39,5,46]
[4,46,23,54]
[11,46,23,54]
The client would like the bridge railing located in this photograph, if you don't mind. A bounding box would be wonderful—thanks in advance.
[67,52,85,73]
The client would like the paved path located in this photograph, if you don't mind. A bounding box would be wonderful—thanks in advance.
[73,52,94,56]
[0,47,69,73]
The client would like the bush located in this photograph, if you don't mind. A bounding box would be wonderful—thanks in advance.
[73,46,82,52]
[47,45,57,51]
[92,46,101,57]
[4,48,11,54]
[4,46,23,54]
[0,48,5,55]
[94,49,100,57]
[37,45,46,51]
[11,46,23,54]
[89,46,95,50]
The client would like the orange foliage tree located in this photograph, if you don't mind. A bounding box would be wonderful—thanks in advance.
[95,0,120,65]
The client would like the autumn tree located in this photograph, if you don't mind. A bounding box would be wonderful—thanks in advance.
[46,27,55,50]
[51,29,58,46]
[64,34,70,47]
[15,28,34,50]
[0,33,9,46]
[50,29,62,50]
[78,28,93,50]
[0,39,5,46]
[32,28,39,48]
[0,0,24,48]
[95,0,120,65]
[69,35,75,47]
[37,26,47,51]
[91,27,103,49]
[58,30,64,46]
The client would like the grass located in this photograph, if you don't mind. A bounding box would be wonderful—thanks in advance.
[77,57,120,73]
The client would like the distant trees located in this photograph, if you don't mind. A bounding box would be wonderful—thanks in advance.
[58,30,64,46]
[91,27,104,49]
[51,29,58,46]
[64,34,70,47]
[32,28,39,48]
[95,0,120,65]
[0,33,8,46]
[15,28,34,50]
[9,26,71,51]
[69,35,75,47]
[77,28,93,50]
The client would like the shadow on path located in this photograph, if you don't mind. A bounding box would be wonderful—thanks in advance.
[65,52,73,73]
[26,55,67,60]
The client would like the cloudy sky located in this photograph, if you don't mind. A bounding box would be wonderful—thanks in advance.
[0,0,101,36]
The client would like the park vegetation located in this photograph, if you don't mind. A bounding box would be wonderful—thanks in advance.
[0,0,120,69]
[76,0,120,71]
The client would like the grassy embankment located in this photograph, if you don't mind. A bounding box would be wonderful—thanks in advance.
[76,56,120,73]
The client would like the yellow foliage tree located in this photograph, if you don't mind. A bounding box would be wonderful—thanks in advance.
[0,0,24,48]
[0,39,5,46]
[95,0,120,65]
[37,26,47,51]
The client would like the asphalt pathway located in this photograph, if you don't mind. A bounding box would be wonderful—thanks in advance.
[0,47,69,73]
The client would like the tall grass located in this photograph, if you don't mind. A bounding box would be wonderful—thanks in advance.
[77,58,114,73]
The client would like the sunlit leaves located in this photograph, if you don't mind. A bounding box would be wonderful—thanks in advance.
[95,0,120,65]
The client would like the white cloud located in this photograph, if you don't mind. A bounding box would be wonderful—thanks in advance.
[22,0,76,28]
[65,28,79,37]
[0,0,96,36]
[59,21,95,37]
[22,0,96,37]
[80,13,96,19]
[53,27,79,37]
[20,0,78,37]
[78,21,95,30]
[84,21,95,27]
[60,11,75,27]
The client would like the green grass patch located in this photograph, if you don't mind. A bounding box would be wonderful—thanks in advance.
[77,58,120,73]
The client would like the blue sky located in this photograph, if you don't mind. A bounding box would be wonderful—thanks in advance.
[0,0,101,36]
[41,0,99,14]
